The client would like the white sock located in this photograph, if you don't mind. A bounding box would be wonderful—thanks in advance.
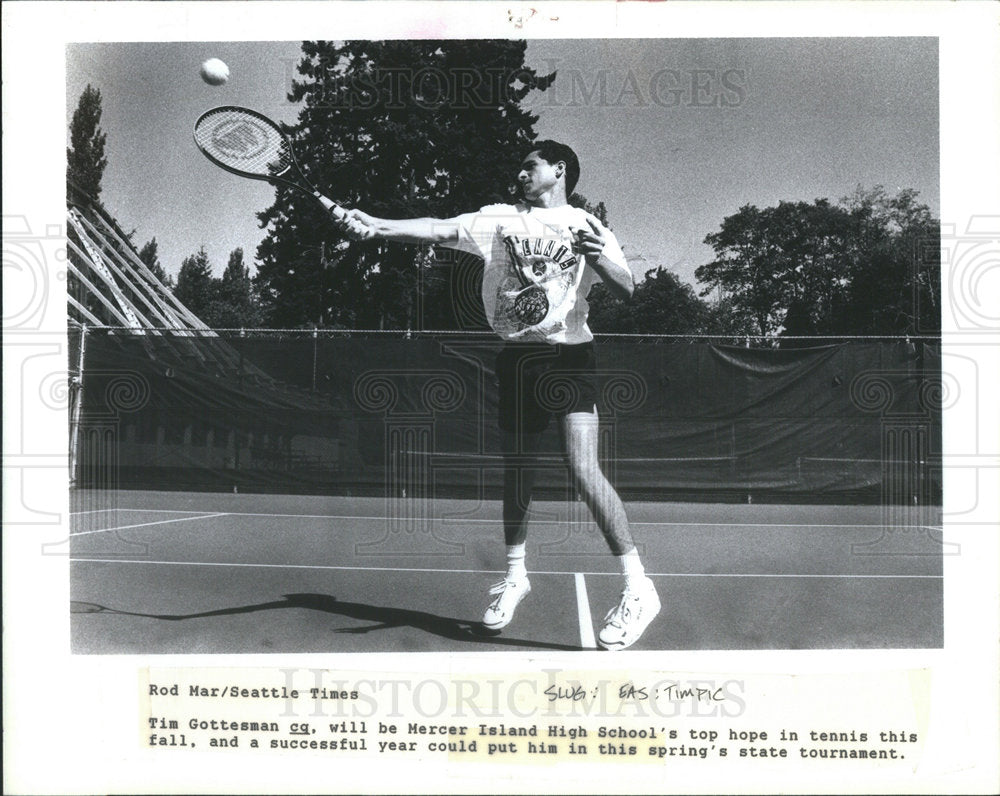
[617,548,646,587]
[506,543,527,580]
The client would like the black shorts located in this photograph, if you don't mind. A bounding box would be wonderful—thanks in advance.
[495,342,599,435]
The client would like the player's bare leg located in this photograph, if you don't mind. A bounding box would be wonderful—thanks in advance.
[561,408,660,650]
[560,409,632,553]
[501,429,539,547]
[483,430,540,630]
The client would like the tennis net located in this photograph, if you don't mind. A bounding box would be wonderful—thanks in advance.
[70,329,942,504]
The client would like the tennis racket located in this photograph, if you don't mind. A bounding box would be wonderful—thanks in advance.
[193,106,347,221]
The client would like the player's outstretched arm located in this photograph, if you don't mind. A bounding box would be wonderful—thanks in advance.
[334,209,460,245]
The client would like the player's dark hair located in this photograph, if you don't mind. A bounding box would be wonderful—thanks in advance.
[529,140,580,195]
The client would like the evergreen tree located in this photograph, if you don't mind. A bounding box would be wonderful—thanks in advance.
[569,193,609,226]
[209,248,264,328]
[174,247,215,320]
[138,238,172,288]
[67,84,108,202]
[254,40,555,329]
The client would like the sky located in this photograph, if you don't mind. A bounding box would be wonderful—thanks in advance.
[66,38,939,287]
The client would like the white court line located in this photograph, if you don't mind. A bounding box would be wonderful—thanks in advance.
[574,573,597,649]
[439,519,945,529]
[70,507,227,516]
[76,507,944,531]
[71,514,229,537]
[69,558,943,579]
[75,509,401,522]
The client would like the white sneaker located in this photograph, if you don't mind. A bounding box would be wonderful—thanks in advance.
[598,577,661,650]
[482,576,531,630]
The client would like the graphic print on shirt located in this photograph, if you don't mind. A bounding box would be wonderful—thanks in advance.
[494,232,579,336]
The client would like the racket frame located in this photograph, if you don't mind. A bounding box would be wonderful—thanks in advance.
[193,105,346,220]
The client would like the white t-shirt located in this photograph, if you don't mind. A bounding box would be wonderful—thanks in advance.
[441,203,629,344]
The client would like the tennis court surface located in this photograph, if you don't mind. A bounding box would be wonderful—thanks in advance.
[70,489,944,654]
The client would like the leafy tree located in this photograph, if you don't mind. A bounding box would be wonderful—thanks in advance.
[67,84,108,201]
[568,198,718,337]
[695,189,938,338]
[632,268,712,333]
[703,294,759,337]
[588,267,713,335]
[696,200,854,336]
[254,40,556,329]
[837,186,939,335]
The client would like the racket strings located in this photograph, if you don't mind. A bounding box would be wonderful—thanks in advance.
[195,109,292,178]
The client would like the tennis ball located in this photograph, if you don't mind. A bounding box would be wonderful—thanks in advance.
[200,58,229,86]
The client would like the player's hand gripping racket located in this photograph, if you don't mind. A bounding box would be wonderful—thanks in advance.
[193,106,348,222]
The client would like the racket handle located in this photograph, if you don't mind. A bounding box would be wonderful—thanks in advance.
[313,191,346,221]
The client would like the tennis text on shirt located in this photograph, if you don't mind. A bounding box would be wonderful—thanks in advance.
[499,233,579,329]
[441,203,629,344]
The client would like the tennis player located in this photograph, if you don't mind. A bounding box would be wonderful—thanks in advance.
[335,142,659,650]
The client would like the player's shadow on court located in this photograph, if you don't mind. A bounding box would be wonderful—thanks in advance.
[71,595,581,651]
